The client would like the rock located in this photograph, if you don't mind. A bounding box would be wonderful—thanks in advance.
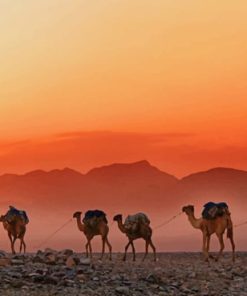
[33,254,45,263]
[0,252,245,295]
[115,286,130,295]
[11,259,24,265]
[44,248,57,254]
[44,275,59,285]
[80,258,91,266]
[66,256,77,268]
[60,249,74,257]
[0,258,11,266]
[45,253,57,264]
[0,250,8,258]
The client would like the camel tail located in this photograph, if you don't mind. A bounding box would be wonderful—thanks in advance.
[227,226,233,239]
[226,215,233,239]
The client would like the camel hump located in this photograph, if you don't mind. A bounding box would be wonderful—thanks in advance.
[202,202,229,220]
[124,213,150,232]
[5,206,29,225]
[83,210,108,224]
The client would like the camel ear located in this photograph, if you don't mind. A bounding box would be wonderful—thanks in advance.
[73,212,80,218]
[113,214,122,221]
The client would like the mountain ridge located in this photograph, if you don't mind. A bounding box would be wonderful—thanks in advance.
[1,160,246,180]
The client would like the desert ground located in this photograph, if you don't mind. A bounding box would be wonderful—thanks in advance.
[0,250,246,296]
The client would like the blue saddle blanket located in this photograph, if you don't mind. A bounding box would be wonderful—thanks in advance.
[5,206,29,224]
[83,210,108,224]
[202,202,228,220]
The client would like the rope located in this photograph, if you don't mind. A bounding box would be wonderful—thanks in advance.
[153,212,183,230]
[34,218,72,249]
[234,220,247,228]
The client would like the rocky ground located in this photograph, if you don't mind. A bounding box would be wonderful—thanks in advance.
[0,250,246,296]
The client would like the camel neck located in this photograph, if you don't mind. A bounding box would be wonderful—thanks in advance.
[187,214,202,230]
[76,216,85,232]
[117,220,126,233]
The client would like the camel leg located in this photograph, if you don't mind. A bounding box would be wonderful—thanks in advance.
[123,241,131,261]
[8,232,16,255]
[100,237,106,260]
[88,239,93,259]
[229,235,235,263]
[142,240,149,261]
[11,237,17,255]
[215,233,225,262]
[20,238,26,254]
[85,242,89,257]
[149,239,157,262]
[105,237,112,260]
[130,241,136,262]
[226,217,235,262]
[202,232,209,262]
[8,232,13,245]
[20,239,23,253]
[206,235,214,259]
[22,238,26,254]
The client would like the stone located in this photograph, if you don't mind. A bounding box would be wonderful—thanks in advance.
[0,258,11,266]
[80,258,91,266]
[115,286,130,295]
[66,256,77,268]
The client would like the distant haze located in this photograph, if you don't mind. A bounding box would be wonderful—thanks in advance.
[0,160,246,252]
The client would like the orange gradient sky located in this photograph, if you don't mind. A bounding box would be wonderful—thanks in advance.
[0,0,247,176]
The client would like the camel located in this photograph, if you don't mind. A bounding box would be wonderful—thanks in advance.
[182,205,235,262]
[113,214,156,261]
[0,215,27,254]
[73,211,112,260]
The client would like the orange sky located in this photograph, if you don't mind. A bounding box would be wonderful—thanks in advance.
[0,1,247,176]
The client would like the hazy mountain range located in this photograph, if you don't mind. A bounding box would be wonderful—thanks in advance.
[0,160,246,251]
[0,160,246,214]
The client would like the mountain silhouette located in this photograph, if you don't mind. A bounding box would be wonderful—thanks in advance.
[0,161,246,213]
[0,161,246,251]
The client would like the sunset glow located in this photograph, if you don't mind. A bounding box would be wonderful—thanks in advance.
[0,1,247,253]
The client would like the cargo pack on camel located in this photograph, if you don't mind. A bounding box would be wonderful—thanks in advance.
[83,210,108,227]
[202,202,229,220]
[4,206,29,225]
[124,212,150,233]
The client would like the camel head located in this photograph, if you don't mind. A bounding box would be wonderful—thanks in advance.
[73,211,82,219]
[182,205,194,216]
[113,214,122,222]
[0,215,6,222]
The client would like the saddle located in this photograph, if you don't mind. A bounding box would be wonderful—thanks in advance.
[124,213,150,233]
[202,202,229,220]
[83,210,108,227]
[4,206,29,224]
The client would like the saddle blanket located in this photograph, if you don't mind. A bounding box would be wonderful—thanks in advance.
[202,202,229,220]
[83,210,108,224]
[5,206,29,224]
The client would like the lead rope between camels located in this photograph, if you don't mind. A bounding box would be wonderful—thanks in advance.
[34,218,72,249]
[234,220,247,228]
[153,212,183,230]
[33,213,247,250]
